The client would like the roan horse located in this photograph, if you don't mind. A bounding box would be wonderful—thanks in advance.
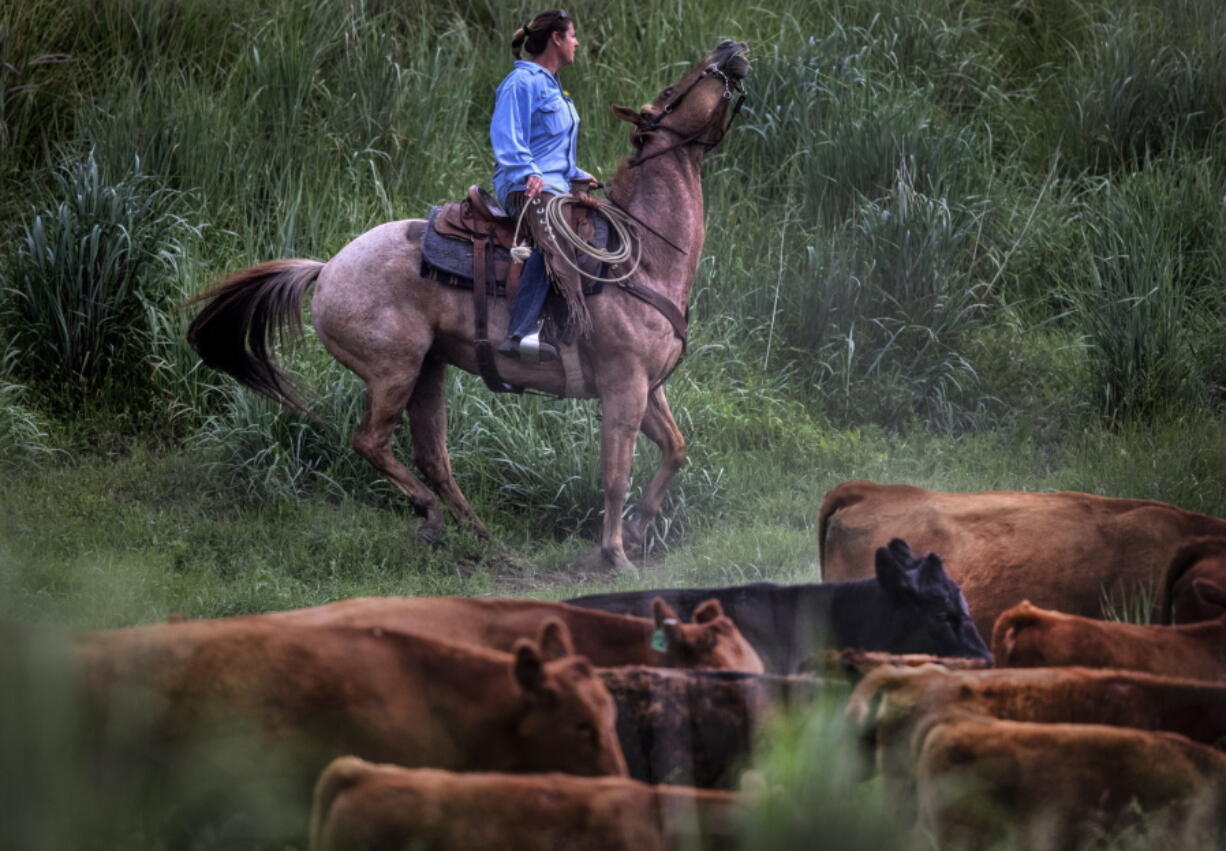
[187,41,750,573]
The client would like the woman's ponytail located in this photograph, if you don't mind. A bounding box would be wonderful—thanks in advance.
[511,26,529,59]
[509,10,571,59]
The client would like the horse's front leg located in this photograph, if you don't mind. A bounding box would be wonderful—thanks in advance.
[407,354,489,540]
[596,373,652,573]
[624,386,685,548]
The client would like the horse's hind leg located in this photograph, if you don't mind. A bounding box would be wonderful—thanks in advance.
[625,386,686,548]
[407,355,489,539]
[351,373,447,543]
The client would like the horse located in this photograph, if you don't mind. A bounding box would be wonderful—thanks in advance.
[187,41,750,574]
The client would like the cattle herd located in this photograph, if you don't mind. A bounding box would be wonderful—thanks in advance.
[26,479,1226,849]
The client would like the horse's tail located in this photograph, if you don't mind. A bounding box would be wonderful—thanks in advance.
[186,259,324,415]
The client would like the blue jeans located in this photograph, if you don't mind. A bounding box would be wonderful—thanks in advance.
[507,248,548,339]
[502,190,554,340]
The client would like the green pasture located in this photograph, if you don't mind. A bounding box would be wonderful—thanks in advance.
[3,0,1225,846]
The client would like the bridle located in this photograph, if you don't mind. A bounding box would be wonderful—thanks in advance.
[627,59,747,167]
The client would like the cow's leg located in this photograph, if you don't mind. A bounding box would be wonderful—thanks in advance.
[624,386,685,548]
[596,372,651,573]
[351,373,447,543]
[407,354,488,539]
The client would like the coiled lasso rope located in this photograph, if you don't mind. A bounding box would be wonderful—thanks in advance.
[510,193,641,283]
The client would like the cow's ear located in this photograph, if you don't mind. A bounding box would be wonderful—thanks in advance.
[875,543,916,596]
[653,597,680,627]
[1192,578,1226,614]
[887,538,915,564]
[652,597,684,653]
[538,619,574,660]
[917,552,946,586]
[611,104,643,124]
[693,598,724,624]
[513,639,545,693]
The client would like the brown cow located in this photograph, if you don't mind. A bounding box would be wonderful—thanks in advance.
[75,617,626,844]
[818,479,1226,636]
[993,600,1226,680]
[916,713,1226,850]
[309,757,743,851]
[1159,536,1226,624]
[598,666,827,788]
[848,662,1226,821]
[264,595,764,672]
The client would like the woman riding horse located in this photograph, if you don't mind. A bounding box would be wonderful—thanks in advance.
[186,40,749,573]
[491,9,599,362]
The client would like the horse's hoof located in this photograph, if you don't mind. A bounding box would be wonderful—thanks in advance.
[608,554,640,576]
[586,548,640,576]
[570,546,636,577]
[419,520,446,545]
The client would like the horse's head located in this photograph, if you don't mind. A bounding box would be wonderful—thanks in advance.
[613,40,750,164]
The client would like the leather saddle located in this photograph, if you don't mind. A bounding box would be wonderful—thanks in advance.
[418,186,608,394]
[424,186,605,292]
[433,186,519,249]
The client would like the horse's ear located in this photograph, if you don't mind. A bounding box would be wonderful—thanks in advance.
[611,104,643,124]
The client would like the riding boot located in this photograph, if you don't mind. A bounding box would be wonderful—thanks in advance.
[498,243,558,362]
[497,318,558,362]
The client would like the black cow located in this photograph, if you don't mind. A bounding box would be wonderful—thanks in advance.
[569,539,991,673]
[598,666,829,788]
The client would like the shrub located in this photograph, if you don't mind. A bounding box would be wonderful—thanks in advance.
[0,152,195,415]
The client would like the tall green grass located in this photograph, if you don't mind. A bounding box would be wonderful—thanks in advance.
[0,152,197,416]
[1065,158,1224,424]
[3,0,1223,442]
[0,377,60,472]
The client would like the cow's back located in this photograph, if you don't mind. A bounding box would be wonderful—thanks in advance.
[265,595,762,671]
[916,715,1226,850]
[309,759,742,851]
[993,602,1226,681]
[569,584,796,672]
[819,480,1226,636]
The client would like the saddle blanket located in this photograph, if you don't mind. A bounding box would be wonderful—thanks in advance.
[420,205,610,295]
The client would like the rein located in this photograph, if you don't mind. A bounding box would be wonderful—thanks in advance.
[628,64,747,168]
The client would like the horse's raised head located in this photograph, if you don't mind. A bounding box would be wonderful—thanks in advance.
[613,40,750,158]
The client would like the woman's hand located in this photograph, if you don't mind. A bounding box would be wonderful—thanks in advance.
[525,175,545,197]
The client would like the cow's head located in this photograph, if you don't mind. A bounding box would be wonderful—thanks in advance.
[1159,537,1226,624]
[650,597,765,673]
[510,619,628,777]
[874,538,992,662]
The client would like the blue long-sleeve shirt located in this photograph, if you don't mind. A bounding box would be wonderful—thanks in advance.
[490,60,592,208]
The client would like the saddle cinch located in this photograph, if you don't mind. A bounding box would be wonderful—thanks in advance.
[419,186,611,393]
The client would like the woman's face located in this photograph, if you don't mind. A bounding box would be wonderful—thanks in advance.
[553,22,579,67]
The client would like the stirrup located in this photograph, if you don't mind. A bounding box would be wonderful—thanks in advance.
[517,325,557,362]
[497,321,558,363]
